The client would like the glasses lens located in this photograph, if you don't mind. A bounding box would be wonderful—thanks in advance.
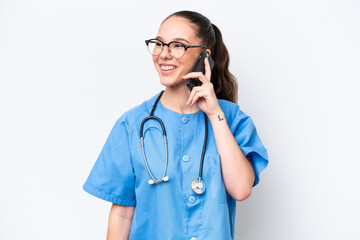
[169,42,185,58]
[147,39,163,56]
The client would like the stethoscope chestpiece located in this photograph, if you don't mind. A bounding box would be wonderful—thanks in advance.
[191,178,206,195]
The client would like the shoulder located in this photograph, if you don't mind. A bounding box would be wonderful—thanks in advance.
[218,99,252,125]
[113,92,162,133]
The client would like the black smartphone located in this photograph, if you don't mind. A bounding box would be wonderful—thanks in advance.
[186,52,215,91]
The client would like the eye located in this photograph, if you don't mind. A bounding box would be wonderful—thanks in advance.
[154,40,162,47]
[172,42,184,48]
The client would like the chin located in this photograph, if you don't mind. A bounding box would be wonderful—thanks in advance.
[159,76,186,88]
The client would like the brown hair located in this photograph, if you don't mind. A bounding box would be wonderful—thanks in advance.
[163,10,238,103]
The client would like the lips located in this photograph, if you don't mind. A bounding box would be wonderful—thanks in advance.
[159,64,177,75]
[160,64,177,70]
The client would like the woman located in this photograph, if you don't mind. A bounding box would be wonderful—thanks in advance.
[83,10,268,240]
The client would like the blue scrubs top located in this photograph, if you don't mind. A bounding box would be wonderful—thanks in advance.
[83,92,268,240]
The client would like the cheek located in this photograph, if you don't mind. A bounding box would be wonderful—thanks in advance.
[181,58,197,73]
[185,63,193,72]
[152,55,157,65]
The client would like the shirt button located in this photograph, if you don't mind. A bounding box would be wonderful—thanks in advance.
[181,116,189,124]
[188,196,196,203]
[182,155,190,162]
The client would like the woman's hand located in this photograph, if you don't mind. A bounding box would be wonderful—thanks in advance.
[183,57,222,116]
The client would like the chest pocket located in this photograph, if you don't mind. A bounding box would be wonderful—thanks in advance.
[205,154,227,204]
[142,120,167,179]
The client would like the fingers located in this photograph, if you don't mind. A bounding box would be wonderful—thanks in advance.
[182,72,208,84]
[184,55,214,107]
[204,57,211,80]
[186,86,209,105]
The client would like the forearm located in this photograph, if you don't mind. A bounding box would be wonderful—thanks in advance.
[208,110,255,201]
[107,204,134,240]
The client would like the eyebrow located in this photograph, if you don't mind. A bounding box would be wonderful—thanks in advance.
[156,36,190,44]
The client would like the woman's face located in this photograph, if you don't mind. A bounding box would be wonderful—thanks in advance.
[153,16,204,89]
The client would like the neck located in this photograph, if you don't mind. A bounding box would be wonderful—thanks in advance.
[161,85,200,114]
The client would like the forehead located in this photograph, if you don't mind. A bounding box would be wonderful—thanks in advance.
[157,16,200,43]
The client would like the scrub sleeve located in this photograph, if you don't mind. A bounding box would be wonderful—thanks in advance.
[83,117,136,206]
[223,102,268,187]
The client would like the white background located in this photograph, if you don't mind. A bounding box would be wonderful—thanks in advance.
[1,0,359,239]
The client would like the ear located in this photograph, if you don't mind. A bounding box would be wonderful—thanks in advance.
[206,49,211,56]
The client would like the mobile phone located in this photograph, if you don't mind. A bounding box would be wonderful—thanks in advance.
[186,52,215,91]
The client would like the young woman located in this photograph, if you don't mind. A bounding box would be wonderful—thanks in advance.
[83,10,268,240]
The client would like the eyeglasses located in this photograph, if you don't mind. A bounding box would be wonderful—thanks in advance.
[145,38,207,59]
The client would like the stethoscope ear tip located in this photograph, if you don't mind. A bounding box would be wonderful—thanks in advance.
[148,177,168,185]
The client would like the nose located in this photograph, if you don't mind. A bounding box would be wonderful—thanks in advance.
[159,45,172,59]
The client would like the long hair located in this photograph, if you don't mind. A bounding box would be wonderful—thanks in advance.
[163,11,238,103]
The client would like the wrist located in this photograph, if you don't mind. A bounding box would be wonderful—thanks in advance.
[207,109,225,122]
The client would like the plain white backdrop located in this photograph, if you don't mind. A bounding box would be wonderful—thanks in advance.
[1,0,359,239]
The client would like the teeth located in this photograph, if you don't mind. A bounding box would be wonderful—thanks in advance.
[161,65,176,70]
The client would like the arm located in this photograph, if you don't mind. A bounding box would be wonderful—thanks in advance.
[184,57,255,201]
[207,111,255,201]
[107,203,135,240]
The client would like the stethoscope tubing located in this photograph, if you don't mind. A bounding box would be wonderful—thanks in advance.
[140,134,168,184]
[140,91,208,194]
[199,116,208,179]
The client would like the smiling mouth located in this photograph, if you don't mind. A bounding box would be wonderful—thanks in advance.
[160,65,177,71]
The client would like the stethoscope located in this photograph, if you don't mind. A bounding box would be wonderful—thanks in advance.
[140,91,208,195]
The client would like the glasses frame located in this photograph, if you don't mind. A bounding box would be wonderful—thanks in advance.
[145,38,208,58]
